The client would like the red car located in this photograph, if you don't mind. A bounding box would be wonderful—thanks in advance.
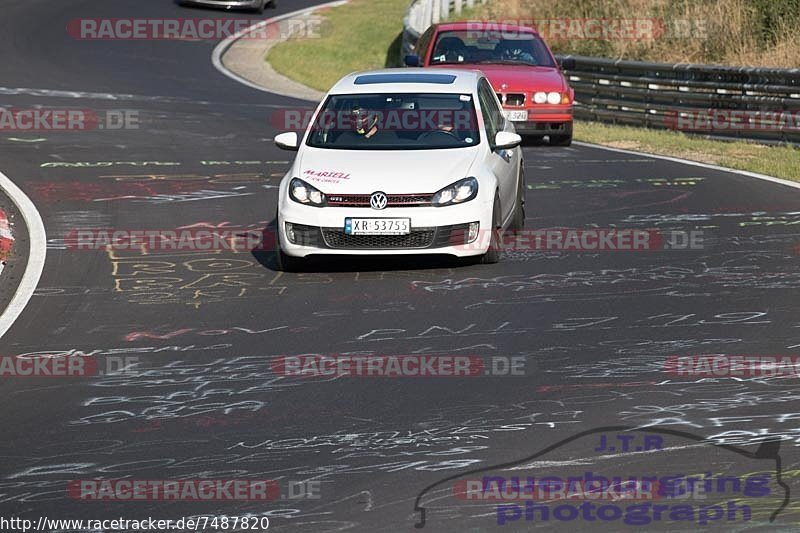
[406,22,574,146]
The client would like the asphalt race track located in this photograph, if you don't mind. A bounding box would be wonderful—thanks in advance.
[1,0,800,531]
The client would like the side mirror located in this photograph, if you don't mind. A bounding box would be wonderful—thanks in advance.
[404,54,421,67]
[274,132,299,151]
[493,131,522,151]
[558,57,576,71]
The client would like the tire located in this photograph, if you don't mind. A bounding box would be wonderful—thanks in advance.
[479,193,501,264]
[549,133,572,146]
[252,0,265,13]
[267,0,277,7]
[508,163,526,233]
[274,212,303,272]
[275,241,303,272]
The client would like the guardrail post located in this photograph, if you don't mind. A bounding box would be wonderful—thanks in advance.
[423,0,433,27]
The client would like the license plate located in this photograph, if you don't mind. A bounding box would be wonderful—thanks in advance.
[504,110,529,122]
[345,218,410,235]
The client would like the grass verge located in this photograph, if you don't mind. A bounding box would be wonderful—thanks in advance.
[267,0,408,92]
[575,122,800,182]
[265,0,800,183]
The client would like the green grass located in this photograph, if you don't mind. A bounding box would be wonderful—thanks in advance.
[267,0,409,92]
[575,122,800,182]
[266,0,800,182]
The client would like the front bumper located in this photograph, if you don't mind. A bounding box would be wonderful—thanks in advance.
[278,202,493,258]
[512,119,573,135]
[505,105,573,135]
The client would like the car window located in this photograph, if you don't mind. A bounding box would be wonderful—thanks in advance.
[477,85,497,140]
[429,29,556,67]
[477,79,504,140]
[417,26,435,62]
[484,80,506,130]
[306,92,481,150]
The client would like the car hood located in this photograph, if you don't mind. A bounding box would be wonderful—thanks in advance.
[294,146,480,194]
[430,63,567,92]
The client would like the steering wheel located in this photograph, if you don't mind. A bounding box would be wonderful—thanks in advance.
[418,130,461,143]
[501,47,534,63]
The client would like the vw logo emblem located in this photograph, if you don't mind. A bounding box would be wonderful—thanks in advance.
[370,191,388,210]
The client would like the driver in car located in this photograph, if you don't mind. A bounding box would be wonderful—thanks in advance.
[351,106,380,139]
[336,105,390,144]
[494,39,536,63]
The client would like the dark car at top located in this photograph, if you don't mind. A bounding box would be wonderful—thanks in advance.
[178,0,276,13]
[406,22,574,146]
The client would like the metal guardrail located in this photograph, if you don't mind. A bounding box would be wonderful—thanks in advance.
[401,0,800,143]
[556,55,800,143]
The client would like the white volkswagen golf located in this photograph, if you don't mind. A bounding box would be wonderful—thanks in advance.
[272,69,525,270]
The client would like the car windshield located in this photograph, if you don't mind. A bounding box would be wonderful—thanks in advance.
[430,29,556,67]
[305,93,481,150]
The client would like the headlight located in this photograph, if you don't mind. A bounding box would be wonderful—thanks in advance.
[432,177,478,207]
[534,91,569,105]
[289,178,326,207]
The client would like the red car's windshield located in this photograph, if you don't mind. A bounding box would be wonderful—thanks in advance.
[430,29,556,67]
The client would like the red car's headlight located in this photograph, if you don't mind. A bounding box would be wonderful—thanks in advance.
[533,91,570,105]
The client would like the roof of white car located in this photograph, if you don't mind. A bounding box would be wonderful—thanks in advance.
[329,69,482,95]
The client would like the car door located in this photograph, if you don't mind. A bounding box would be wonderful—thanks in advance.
[477,78,520,227]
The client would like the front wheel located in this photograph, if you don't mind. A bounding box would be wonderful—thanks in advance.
[479,193,501,264]
[275,241,303,272]
[508,163,526,232]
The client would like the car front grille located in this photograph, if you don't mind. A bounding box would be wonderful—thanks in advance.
[326,193,433,207]
[309,223,472,250]
[496,93,526,107]
[322,229,436,249]
[506,93,526,106]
